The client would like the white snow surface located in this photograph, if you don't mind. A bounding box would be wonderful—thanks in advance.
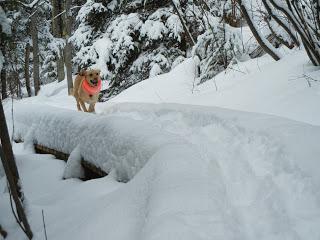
[1,49,320,240]
[110,49,320,126]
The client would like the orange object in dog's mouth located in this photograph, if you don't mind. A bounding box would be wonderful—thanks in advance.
[82,78,102,95]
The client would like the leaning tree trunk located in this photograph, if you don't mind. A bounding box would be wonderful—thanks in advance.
[31,10,40,95]
[236,0,281,61]
[0,41,7,99]
[52,0,65,82]
[0,99,33,239]
[1,68,7,100]
[64,0,73,95]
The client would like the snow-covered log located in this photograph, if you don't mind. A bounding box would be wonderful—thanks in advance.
[13,104,186,182]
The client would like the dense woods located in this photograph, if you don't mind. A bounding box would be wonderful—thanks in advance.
[0,0,319,99]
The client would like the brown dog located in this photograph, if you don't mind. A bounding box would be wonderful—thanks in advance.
[73,69,101,113]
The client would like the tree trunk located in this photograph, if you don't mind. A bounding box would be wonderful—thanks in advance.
[64,0,73,95]
[31,10,40,95]
[1,68,7,100]
[15,71,21,99]
[0,103,20,196]
[52,0,65,82]
[24,42,32,97]
[0,99,33,239]
[57,56,65,82]
[236,0,281,61]
[0,41,7,99]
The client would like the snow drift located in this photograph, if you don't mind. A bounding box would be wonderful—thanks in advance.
[7,101,320,240]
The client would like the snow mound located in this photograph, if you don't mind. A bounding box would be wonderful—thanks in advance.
[13,104,185,181]
[63,145,84,179]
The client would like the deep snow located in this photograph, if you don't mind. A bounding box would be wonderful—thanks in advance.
[1,49,320,240]
[110,49,320,126]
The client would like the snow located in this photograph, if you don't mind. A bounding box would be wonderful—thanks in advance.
[2,103,320,239]
[149,63,162,77]
[63,145,84,179]
[0,6,12,36]
[140,20,167,40]
[110,49,320,126]
[12,103,186,182]
[1,48,320,239]
[90,37,112,79]
[166,14,183,41]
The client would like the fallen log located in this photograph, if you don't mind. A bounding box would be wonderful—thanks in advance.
[34,143,107,180]
[13,104,184,182]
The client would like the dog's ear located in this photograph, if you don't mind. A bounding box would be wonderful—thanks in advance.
[79,69,87,76]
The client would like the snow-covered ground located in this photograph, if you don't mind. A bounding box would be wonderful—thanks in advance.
[1,49,320,240]
[109,49,320,126]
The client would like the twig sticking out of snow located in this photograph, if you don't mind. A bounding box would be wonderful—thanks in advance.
[42,209,48,240]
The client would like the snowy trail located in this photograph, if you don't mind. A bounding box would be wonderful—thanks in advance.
[102,103,320,239]
[2,101,320,240]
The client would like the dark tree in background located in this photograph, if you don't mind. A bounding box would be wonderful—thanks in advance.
[64,0,74,95]
[52,0,66,82]
[30,6,41,95]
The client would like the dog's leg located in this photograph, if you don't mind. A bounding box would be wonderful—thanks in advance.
[76,99,82,111]
[88,103,96,113]
[80,100,88,112]
[74,92,82,111]
[73,79,81,111]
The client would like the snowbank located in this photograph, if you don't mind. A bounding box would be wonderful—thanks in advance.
[110,50,320,125]
[5,101,320,240]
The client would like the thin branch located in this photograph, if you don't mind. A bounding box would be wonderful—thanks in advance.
[42,209,48,240]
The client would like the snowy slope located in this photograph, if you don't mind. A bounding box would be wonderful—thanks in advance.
[15,48,320,126]
[1,48,320,240]
[110,49,320,125]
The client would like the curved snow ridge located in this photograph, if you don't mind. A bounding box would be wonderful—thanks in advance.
[54,143,242,240]
[13,103,186,181]
[102,102,320,240]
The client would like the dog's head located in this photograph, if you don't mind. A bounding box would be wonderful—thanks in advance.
[80,69,101,87]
